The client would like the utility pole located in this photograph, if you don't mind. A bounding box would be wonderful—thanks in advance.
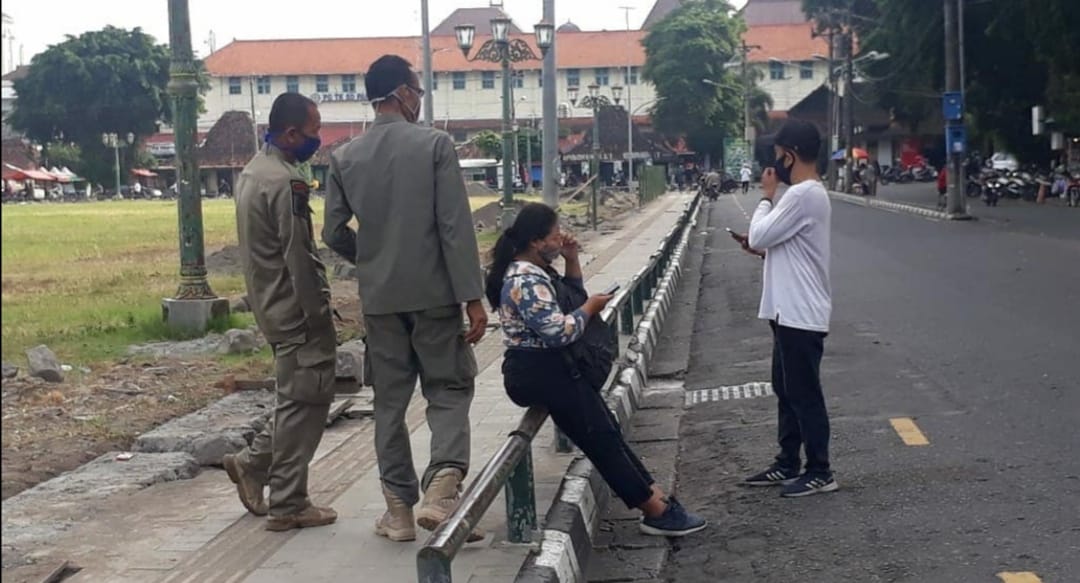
[421,0,434,127]
[841,8,855,193]
[249,75,259,150]
[541,0,558,208]
[944,0,966,216]
[825,26,837,189]
[165,0,226,332]
[620,6,634,196]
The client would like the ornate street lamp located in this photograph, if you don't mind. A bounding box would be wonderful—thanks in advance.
[101,132,135,199]
[568,84,622,229]
[163,0,226,331]
[456,19,553,230]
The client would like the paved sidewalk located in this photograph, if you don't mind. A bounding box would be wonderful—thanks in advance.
[38,193,692,583]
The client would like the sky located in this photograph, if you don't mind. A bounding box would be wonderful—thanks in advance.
[3,0,748,65]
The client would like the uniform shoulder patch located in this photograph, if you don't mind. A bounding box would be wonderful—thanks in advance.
[290,180,311,218]
[290,179,310,196]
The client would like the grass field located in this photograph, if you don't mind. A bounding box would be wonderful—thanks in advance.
[0,195,521,365]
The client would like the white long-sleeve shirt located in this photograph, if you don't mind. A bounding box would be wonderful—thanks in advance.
[748,179,832,332]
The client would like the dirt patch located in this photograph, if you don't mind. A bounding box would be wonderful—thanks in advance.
[471,201,502,230]
[0,357,271,501]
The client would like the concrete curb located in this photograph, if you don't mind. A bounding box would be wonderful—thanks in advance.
[828,190,972,221]
[514,195,701,583]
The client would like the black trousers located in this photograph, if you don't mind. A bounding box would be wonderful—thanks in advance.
[770,321,832,477]
[502,349,655,508]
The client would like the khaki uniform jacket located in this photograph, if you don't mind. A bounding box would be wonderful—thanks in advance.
[323,113,483,315]
[235,145,335,353]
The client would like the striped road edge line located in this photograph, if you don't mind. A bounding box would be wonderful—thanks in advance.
[827,190,954,221]
[685,382,774,406]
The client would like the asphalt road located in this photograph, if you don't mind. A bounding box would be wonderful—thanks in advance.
[658,190,1080,583]
[874,182,1080,243]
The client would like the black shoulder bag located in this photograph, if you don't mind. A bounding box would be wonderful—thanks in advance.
[547,270,616,392]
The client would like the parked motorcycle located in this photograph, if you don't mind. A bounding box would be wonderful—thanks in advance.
[1068,173,1080,207]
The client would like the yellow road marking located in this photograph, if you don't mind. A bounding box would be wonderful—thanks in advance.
[889,417,929,446]
[997,572,1041,583]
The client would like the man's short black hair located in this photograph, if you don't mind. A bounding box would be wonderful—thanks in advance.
[268,93,316,133]
[366,55,414,102]
[774,119,822,163]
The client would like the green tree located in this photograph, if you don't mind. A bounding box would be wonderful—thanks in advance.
[473,130,503,160]
[9,26,207,185]
[642,0,745,161]
[802,0,1080,161]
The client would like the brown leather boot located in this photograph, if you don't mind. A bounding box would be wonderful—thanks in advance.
[416,468,485,543]
[374,485,416,542]
[265,505,337,532]
[222,453,267,516]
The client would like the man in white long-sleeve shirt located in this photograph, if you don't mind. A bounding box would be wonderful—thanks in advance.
[740,120,838,498]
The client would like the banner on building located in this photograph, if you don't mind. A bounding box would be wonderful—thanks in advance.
[723,138,751,173]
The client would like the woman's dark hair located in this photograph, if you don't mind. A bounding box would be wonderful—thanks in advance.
[484,203,559,309]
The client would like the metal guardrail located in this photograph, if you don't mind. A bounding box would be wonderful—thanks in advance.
[416,193,700,583]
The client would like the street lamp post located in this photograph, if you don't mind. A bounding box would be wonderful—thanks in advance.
[101,131,134,198]
[456,19,553,230]
[569,84,623,230]
[164,0,226,332]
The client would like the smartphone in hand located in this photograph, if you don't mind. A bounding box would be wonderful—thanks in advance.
[602,282,621,295]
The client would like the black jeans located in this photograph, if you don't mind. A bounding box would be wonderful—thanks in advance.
[502,349,655,508]
[770,321,832,477]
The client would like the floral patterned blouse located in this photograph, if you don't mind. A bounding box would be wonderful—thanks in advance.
[499,261,588,349]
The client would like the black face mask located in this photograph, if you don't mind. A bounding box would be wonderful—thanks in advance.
[774,149,795,185]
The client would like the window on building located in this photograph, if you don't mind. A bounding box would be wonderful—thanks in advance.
[566,68,580,88]
[341,74,357,93]
[623,66,639,85]
[453,72,467,90]
[431,73,438,91]
[316,74,329,93]
[595,67,610,86]
[513,70,524,89]
[285,75,299,93]
[256,76,271,94]
[482,71,496,90]
[538,71,543,88]
[769,61,786,80]
[228,76,242,95]
[452,130,468,142]
[800,61,814,80]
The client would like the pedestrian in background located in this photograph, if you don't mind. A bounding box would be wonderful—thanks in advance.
[488,203,708,536]
[223,92,338,531]
[323,54,487,543]
[937,165,948,210]
[732,119,838,498]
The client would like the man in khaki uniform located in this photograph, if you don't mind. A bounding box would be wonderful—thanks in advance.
[323,55,487,543]
[221,93,337,532]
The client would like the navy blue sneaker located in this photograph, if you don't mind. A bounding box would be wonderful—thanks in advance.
[780,474,839,498]
[743,465,800,487]
[639,497,708,537]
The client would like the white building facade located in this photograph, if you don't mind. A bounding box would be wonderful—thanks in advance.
[200,30,655,142]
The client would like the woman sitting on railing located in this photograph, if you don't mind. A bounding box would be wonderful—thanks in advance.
[485,203,707,537]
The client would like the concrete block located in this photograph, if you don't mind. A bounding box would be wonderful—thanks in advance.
[26,345,63,383]
[162,297,230,334]
[133,391,275,465]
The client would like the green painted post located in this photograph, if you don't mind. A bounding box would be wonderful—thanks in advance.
[167,0,215,300]
[632,284,644,315]
[504,448,537,543]
[620,303,634,335]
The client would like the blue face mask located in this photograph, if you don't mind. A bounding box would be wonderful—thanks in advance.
[265,130,321,163]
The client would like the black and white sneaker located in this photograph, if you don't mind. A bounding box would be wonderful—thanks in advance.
[743,466,800,487]
[780,475,839,498]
